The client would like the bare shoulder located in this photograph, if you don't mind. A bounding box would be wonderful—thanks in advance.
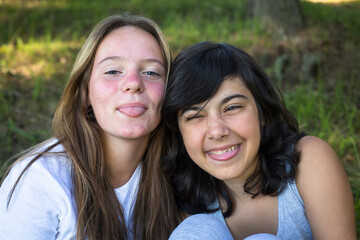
[295,136,356,239]
[295,135,348,192]
[295,136,352,186]
[296,135,336,160]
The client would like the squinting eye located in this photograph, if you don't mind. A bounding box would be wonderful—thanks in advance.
[185,115,203,121]
[105,70,121,75]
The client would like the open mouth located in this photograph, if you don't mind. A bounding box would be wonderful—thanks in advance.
[117,106,146,117]
[207,144,240,155]
[117,103,147,117]
[206,144,241,161]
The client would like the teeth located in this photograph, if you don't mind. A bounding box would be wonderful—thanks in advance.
[209,145,239,155]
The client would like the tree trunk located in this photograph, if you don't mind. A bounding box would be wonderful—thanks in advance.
[248,0,305,36]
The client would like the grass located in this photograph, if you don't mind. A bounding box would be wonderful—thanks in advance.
[0,0,359,234]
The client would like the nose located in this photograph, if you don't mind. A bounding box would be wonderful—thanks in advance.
[121,72,144,93]
[206,115,230,140]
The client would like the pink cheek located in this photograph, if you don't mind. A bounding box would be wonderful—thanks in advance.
[184,135,198,153]
[149,85,166,104]
[149,81,165,93]
[93,83,119,101]
[157,85,166,96]
[103,81,119,92]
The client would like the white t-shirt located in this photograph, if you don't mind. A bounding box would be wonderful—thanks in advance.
[0,139,141,240]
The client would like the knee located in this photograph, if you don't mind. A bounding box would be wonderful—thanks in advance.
[169,214,233,240]
[243,233,280,240]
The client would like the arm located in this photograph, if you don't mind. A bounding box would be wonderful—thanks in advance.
[296,136,356,240]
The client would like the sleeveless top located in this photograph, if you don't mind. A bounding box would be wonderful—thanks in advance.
[210,180,313,240]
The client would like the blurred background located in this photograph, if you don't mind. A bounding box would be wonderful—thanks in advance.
[0,0,359,234]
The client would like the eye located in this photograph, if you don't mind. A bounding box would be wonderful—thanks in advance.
[143,71,160,77]
[225,105,242,112]
[185,114,203,121]
[105,70,121,75]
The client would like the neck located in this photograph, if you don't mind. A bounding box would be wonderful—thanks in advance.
[104,134,150,188]
[224,155,260,201]
[224,179,250,201]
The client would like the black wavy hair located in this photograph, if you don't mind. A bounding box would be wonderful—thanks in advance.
[162,41,306,217]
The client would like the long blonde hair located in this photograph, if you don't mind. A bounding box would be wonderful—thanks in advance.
[4,13,179,239]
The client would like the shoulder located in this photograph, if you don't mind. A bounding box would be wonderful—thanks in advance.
[296,135,335,157]
[295,135,343,176]
[19,140,71,184]
[0,141,77,238]
[295,136,356,239]
[295,135,347,194]
[1,140,73,204]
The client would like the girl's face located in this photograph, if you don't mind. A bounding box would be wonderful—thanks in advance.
[88,26,166,144]
[178,77,261,184]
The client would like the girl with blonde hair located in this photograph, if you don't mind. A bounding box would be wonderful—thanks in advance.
[0,13,179,240]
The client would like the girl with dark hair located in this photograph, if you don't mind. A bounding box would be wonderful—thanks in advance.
[0,14,180,239]
[163,42,356,239]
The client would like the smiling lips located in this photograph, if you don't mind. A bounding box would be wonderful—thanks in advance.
[117,103,147,117]
[206,144,241,161]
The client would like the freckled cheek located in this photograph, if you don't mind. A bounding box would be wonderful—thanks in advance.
[91,81,118,101]
[242,115,261,144]
[148,83,166,107]
[183,140,197,159]
[99,81,119,94]
[180,127,203,158]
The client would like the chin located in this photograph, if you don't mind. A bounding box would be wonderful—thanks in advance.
[118,129,149,139]
[211,172,230,181]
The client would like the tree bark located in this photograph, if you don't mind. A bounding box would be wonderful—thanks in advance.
[248,0,305,36]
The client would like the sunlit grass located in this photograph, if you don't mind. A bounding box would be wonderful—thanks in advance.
[0,40,80,84]
[284,78,359,157]
[0,39,78,163]
[284,74,360,232]
[0,0,68,8]
[305,0,357,3]
[301,0,360,39]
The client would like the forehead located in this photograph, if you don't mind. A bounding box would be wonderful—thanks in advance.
[180,76,253,112]
[94,26,164,64]
[206,76,252,101]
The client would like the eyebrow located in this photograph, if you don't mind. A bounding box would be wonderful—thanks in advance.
[97,56,165,68]
[180,94,248,116]
[221,94,248,105]
[180,105,203,116]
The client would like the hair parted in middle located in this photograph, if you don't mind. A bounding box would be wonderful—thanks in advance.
[5,13,179,240]
[54,13,178,240]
